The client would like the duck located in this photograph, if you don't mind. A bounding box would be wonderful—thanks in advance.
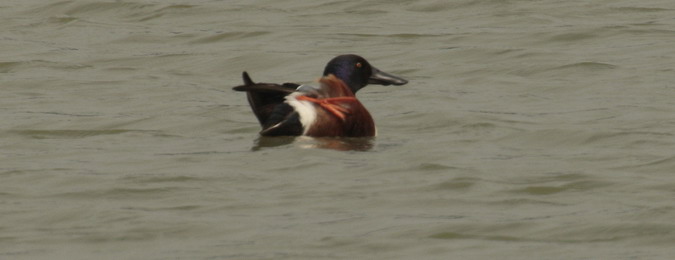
[232,54,408,137]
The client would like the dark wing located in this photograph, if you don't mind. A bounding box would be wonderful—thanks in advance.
[259,108,304,136]
[233,72,299,126]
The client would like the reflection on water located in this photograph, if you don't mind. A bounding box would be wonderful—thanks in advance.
[253,136,374,151]
[308,137,375,151]
[251,136,297,150]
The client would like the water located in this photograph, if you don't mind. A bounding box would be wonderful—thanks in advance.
[2,0,675,259]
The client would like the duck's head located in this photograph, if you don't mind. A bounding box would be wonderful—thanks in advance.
[322,54,408,94]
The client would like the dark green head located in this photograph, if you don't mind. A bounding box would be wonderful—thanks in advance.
[322,54,408,93]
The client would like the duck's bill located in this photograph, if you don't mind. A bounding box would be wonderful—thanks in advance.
[368,67,408,86]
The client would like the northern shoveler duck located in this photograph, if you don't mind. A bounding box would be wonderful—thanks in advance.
[232,54,408,137]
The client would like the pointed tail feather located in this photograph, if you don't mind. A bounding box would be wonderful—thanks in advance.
[242,71,254,85]
[232,71,257,91]
[233,72,295,94]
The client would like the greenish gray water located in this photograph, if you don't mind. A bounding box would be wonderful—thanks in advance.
[2,0,675,259]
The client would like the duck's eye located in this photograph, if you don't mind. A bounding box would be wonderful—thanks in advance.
[356,62,362,68]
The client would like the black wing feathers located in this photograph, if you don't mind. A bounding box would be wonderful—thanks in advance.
[233,72,302,134]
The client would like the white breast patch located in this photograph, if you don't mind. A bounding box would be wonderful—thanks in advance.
[285,92,317,135]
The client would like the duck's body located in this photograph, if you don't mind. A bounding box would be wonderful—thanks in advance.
[233,54,407,137]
